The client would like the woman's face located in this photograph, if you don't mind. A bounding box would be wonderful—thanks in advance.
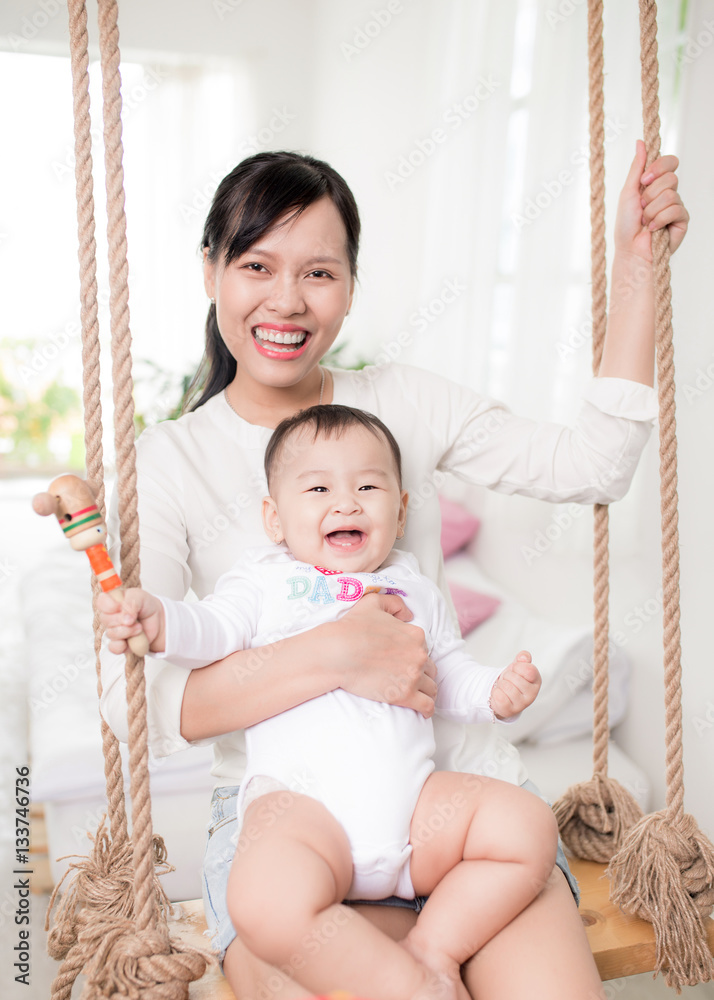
[204,196,355,391]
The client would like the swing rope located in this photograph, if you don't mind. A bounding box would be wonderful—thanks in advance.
[557,0,714,988]
[44,1,209,996]
[606,1,714,989]
[45,1,136,993]
[553,0,643,862]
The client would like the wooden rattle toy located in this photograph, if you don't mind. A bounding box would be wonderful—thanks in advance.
[32,474,150,657]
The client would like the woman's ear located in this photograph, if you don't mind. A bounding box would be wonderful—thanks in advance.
[203,247,216,301]
[262,496,284,544]
[397,490,409,539]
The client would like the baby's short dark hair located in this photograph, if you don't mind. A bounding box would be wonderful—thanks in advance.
[264,403,402,490]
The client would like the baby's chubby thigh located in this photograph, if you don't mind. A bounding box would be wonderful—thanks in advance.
[408,771,559,897]
[226,789,354,964]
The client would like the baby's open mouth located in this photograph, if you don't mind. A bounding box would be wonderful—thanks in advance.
[326,530,365,550]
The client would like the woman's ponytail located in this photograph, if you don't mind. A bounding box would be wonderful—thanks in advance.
[183,303,236,413]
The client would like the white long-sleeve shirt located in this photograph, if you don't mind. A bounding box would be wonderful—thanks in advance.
[101,363,657,785]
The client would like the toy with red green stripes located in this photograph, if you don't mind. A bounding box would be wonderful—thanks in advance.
[32,473,149,656]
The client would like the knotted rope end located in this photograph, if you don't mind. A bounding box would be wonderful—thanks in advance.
[553,773,643,863]
[608,809,714,990]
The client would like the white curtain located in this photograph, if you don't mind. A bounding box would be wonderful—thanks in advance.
[405,0,685,419]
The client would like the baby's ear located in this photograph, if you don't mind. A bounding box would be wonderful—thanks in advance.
[397,490,409,539]
[261,496,284,544]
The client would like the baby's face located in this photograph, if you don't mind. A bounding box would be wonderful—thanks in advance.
[262,425,408,573]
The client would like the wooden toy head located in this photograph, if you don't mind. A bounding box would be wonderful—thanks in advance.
[32,474,107,551]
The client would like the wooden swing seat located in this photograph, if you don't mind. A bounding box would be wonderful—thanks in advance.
[168,858,714,995]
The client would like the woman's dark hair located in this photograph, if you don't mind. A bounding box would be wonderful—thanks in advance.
[185,151,361,412]
[264,404,402,491]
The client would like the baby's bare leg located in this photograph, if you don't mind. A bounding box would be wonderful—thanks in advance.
[227,790,457,1000]
[404,773,558,983]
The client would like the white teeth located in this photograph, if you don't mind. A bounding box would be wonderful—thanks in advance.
[254,327,307,345]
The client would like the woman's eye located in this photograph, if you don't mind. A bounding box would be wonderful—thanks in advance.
[308,270,333,279]
[243,262,268,272]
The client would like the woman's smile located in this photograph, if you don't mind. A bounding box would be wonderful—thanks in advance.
[252,324,311,359]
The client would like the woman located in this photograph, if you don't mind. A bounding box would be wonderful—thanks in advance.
[101,145,687,998]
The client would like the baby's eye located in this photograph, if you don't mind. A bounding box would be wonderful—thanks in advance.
[358,485,377,491]
[308,486,328,493]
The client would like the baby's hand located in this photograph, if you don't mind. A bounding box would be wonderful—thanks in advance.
[490,651,541,721]
[97,587,166,655]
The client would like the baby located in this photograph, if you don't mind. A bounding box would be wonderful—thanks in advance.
[100,404,558,1000]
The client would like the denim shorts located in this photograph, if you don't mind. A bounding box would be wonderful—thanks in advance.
[201,778,580,964]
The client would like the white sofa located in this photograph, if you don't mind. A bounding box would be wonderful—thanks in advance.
[23,488,650,902]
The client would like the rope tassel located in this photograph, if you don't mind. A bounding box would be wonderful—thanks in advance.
[45,819,178,999]
[554,773,643,864]
[608,810,714,989]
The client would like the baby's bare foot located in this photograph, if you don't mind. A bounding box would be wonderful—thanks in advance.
[401,934,470,1000]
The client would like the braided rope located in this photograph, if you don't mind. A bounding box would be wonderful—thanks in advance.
[96,0,156,935]
[637,0,685,823]
[47,5,130,996]
[67,0,129,849]
[587,0,611,781]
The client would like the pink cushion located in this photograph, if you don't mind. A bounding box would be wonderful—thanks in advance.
[448,581,501,636]
[439,496,481,559]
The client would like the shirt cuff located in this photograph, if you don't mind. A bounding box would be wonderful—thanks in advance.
[154,596,182,663]
[584,377,658,422]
